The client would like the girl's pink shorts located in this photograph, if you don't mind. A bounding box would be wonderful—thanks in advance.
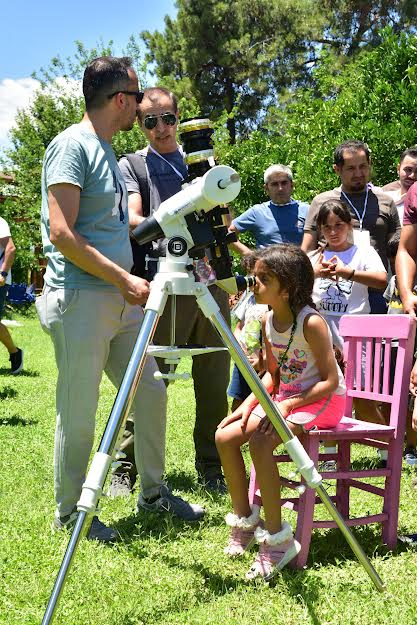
[252,393,346,431]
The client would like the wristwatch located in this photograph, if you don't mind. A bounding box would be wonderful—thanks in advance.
[0,271,8,278]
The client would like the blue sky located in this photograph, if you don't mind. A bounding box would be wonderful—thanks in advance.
[0,0,176,151]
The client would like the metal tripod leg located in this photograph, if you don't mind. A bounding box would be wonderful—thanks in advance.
[42,276,383,625]
[41,300,166,625]
[194,284,385,592]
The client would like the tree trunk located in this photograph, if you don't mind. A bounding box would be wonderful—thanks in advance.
[224,74,236,145]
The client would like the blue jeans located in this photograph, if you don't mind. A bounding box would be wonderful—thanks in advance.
[228,363,252,401]
[369,290,388,314]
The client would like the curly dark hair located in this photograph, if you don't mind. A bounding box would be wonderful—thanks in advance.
[253,244,315,315]
[241,252,258,274]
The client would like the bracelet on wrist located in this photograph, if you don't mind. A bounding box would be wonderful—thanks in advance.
[347,268,355,281]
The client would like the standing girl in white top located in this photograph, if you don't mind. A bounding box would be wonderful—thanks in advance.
[311,199,387,350]
[311,199,387,447]
[216,245,346,581]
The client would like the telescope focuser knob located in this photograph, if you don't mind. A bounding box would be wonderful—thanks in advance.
[217,173,241,189]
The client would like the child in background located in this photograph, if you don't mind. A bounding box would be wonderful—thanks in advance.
[228,256,268,411]
[216,245,346,580]
[310,199,387,350]
[310,199,387,461]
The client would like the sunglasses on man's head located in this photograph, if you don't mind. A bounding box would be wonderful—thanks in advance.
[107,90,144,104]
[143,113,177,130]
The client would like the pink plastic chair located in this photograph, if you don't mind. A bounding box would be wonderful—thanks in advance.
[248,314,415,568]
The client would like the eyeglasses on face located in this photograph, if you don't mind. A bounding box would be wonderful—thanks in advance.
[107,90,144,104]
[143,113,177,130]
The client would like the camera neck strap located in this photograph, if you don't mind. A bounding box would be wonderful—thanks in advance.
[148,145,185,181]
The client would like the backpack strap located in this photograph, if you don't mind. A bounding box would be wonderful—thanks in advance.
[120,151,154,279]
[122,152,151,217]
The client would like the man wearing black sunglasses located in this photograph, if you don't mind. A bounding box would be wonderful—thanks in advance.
[38,59,204,540]
[107,90,144,104]
[117,87,230,496]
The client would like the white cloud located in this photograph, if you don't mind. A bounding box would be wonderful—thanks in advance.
[0,76,82,154]
[0,77,40,152]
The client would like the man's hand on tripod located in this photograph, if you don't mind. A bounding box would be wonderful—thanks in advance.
[119,273,150,306]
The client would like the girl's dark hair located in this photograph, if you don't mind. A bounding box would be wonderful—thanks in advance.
[253,245,345,389]
[254,244,315,314]
[316,199,352,230]
[241,252,257,274]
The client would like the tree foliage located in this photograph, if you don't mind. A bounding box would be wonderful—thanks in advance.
[142,0,326,142]
[142,0,416,143]
[0,39,149,281]
[321,0,417,56]
[216,29,417,220]
[2,14,417,280]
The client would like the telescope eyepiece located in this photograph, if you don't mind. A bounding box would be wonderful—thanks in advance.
[234,274,256,291]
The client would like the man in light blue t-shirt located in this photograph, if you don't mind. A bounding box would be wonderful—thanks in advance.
[229,164,309,254]
[37,57,204,543]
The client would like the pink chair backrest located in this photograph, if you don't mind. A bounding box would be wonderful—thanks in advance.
[339,314,415,430]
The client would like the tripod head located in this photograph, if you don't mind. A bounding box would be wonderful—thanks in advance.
[131,117,245,294]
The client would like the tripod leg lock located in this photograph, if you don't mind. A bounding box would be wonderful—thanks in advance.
[154,371,191,381]
[284,438,322,489]
[77,452,113,513]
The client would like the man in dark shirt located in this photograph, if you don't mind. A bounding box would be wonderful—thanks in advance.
[117,88,230,495]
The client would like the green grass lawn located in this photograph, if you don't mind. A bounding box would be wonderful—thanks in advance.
[1,308,417,625]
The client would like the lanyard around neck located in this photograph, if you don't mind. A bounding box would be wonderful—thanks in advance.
[341,185,369,231]
[148,145,185,181]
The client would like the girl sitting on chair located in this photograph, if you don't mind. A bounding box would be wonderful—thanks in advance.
[215,244,346,581]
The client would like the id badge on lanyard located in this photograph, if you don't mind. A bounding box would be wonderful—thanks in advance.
[342,186,371,248]
[353,229,371,247]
